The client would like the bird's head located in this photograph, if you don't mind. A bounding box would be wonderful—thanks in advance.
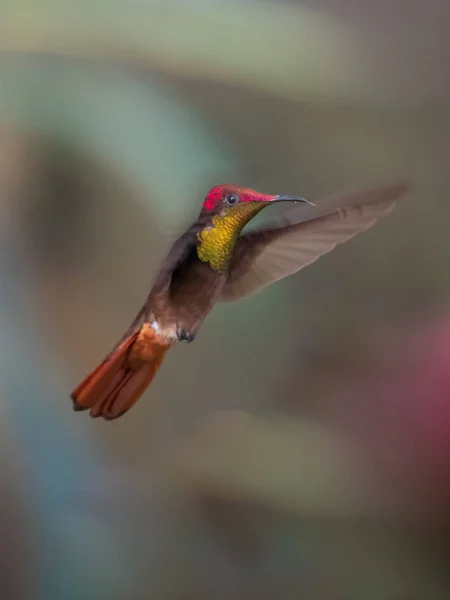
[200,184,311,218]
[196,184,312,272]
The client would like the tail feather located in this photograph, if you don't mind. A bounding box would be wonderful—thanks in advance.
[70,327,170,420]
[101,364,156,419]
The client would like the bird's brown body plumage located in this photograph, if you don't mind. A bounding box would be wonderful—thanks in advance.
[71,225,226,420]
[147,228,227,341]
[71,182,409,420]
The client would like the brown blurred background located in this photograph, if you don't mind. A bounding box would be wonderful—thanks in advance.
[1,1,450,598]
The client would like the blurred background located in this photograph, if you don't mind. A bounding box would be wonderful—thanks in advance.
[1,1,450,598]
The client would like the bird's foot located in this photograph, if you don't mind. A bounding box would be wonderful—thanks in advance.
[177,329,195,343]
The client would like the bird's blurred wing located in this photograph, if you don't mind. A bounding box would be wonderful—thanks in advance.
[219,183,409,302]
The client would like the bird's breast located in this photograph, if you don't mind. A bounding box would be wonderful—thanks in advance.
[151,258,226,340]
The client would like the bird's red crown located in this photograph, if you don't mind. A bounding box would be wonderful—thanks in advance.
[202,184,274,212]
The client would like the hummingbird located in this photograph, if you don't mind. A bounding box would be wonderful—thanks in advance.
[71,182,408,420]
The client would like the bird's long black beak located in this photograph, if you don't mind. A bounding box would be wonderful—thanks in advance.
[271,195,316,206]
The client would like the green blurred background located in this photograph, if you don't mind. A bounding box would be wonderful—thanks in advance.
[1,1,450,598]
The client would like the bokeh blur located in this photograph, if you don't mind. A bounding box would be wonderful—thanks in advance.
[1,1,450,598]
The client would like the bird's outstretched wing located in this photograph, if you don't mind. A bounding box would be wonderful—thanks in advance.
[220,183,409,302]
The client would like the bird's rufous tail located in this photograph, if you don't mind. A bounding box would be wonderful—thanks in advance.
[70,324,171,420]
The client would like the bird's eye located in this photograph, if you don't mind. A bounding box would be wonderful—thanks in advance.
[226,193,239,205]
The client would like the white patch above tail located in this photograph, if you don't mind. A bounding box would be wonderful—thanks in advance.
[150,319,178,342]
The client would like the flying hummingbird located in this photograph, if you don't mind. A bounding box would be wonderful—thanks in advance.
[71,182,408,420]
